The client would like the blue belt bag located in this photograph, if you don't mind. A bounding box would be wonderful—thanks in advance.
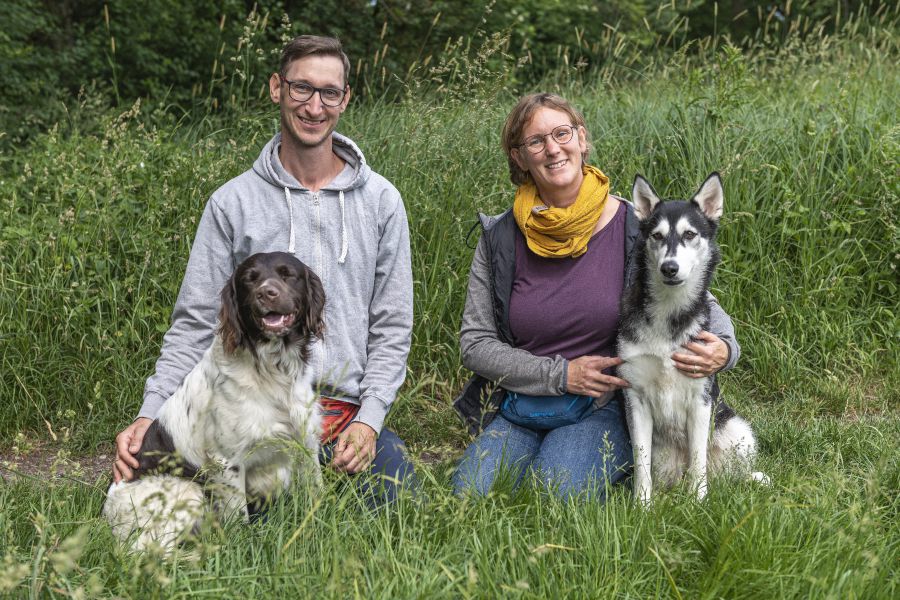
[499,391,597,430]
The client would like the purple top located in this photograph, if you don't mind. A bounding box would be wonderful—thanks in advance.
[508,201,626,360]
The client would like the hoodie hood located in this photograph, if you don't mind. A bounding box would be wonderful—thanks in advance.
[252,131,371,192]
[252,131,371,261]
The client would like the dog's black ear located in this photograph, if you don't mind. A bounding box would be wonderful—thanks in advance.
[217,271,243,354]
[300,266,326,339]
[632,174,661,221]
[690,172,724,223]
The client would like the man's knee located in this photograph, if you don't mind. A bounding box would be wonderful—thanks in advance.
[368,428,418,501]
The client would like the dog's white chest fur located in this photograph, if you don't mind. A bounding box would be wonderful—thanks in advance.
[160,338,321,491]
[619,317,706,445]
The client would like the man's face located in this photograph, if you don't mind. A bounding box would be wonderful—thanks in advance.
[269,55,350,149]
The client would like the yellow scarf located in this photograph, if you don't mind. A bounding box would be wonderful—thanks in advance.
[513,165,610,258]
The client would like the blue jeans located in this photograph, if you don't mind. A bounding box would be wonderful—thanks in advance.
[320,428,418,507]
[248,428,416,521]
[452,395,632,500]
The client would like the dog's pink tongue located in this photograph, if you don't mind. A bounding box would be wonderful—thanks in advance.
[262,313,294,329]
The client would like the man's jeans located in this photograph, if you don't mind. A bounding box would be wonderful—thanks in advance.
[320,428,417,507]
[452,395,632,500]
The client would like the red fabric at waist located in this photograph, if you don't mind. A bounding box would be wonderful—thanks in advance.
[319,398,360,444]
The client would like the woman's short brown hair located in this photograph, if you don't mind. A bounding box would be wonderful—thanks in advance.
[279,35,351,87]
[501,93,591,186]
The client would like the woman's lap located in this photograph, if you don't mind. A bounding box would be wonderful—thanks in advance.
[452,396,632,499]
[451,413,543,495]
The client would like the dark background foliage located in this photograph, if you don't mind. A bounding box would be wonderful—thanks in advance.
[1,0,889,145]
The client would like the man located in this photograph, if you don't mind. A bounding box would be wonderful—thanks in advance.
[113,35,415,503]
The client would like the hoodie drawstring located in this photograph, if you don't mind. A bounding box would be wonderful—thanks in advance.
[285,186,347,264]
[284,187,296,253]
[338,190,348,264]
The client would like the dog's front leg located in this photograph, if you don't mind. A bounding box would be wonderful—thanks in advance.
[209,457,249,523]
[626,393,654,507]
[302,430,324,489]
[686,401,712,501]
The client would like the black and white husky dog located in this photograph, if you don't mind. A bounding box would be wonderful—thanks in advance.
[618,173,765,505]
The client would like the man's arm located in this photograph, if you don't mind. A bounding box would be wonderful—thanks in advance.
[114,199,233,481]
[351,190,413,435]
[138,200,235,419]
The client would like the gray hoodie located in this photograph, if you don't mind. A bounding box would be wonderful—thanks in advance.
[139,132,413,434]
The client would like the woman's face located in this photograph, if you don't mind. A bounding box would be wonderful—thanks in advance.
[512,106,587,206]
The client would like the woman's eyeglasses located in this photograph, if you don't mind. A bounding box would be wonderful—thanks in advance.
[517,124,578,154]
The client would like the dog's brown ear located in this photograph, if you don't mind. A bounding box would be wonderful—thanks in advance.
[217,273,243,354]
[300,267,326,339]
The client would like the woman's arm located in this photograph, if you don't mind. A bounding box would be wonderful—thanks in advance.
[705,291,741,371]
[671,292,741,377]
[459,236,569,395]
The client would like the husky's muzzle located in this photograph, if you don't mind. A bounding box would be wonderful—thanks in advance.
[660,259,684,286]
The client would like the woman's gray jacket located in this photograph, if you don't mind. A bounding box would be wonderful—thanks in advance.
[454,200,741,435]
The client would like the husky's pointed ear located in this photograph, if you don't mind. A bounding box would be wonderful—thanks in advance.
[691,172,724,223]
[632,174,661,222]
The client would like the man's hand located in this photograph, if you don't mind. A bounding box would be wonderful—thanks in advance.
[566,355,629,397]
[330,422,377,474]
[113,417,153,482]
[671,330,729,378]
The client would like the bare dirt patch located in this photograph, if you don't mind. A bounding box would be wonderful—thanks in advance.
[0,441,114,485]
[0,441,457,485]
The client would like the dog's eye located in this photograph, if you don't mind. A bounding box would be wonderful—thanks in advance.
[276,266,295,279]
[651,232,664,241]
[683,231,697,241]
[244,269,260,282]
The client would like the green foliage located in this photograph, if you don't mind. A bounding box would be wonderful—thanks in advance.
[0,9,897,598]
[0,412,897,597]
[3,1,896,145]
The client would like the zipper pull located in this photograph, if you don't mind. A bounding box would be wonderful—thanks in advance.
[312,192,320,205]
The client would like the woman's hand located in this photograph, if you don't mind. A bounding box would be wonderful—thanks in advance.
[566,355,629,397]
[671,330,729,378]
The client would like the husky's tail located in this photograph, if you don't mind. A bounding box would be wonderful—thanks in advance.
[103,475,205,554]
[711,414,770,486]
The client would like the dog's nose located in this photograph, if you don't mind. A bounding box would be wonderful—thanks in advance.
[257,284,280,301]
[660,261,679,278]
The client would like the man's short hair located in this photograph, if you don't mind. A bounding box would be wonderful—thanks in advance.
[279,35,351,87]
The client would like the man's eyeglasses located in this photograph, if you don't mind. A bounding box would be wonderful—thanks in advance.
[517,124,578,154]
[281,76,347,107]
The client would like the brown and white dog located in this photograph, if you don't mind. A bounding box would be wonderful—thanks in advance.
[103,252,325,552]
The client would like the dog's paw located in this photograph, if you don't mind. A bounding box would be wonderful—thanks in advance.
[106,480,128,495]
[635,488,654,509]
[695,482,708,502]
[750,471,771,486]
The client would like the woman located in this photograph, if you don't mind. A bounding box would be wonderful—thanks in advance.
[452,93,739,499]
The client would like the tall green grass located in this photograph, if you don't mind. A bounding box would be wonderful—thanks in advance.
[0,412,897,597]
[0,9,895,450]
[0,11,897,599]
